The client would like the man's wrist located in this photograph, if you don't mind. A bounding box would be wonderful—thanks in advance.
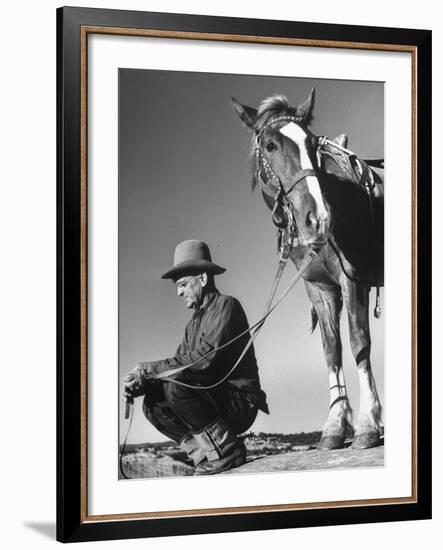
[136,361,158,377]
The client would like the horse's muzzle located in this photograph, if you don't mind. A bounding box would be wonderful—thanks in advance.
[300,210,329,247]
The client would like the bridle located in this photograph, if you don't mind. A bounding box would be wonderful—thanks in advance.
[254,114,318,238]
[255,114,383,319]
[254,114,318,201]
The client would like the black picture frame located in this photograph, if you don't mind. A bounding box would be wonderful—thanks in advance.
[57,6,432,543]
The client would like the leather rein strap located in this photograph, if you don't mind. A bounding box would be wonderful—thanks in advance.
[282,168,316,196]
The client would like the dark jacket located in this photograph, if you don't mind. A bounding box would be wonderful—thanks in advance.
[149,290,269,413]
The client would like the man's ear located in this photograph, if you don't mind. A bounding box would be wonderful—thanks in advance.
[200,272,208,288]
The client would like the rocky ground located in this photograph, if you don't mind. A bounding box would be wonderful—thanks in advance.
[224,444,384,475]
[121,441,384,479]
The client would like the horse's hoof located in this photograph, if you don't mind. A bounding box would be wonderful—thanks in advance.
[317,435,345,450]
[352,431,382,449]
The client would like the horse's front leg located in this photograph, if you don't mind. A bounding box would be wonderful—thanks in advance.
[341,278,383,449]
[305,281,353,450]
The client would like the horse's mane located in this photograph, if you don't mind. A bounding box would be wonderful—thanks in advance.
[250,95,312,190]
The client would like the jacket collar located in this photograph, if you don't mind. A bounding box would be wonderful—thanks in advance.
[192,289,219,319]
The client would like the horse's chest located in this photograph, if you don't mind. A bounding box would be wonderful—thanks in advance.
[290,246,339,285]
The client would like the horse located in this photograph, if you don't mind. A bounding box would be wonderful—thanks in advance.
[231,89,384,450]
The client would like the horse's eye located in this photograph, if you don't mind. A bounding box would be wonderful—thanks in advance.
[266,142,277,153]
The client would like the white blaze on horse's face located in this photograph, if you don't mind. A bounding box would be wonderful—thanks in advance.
[279,122,329,238]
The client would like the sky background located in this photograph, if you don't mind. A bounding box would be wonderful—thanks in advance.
[118,69,384,444]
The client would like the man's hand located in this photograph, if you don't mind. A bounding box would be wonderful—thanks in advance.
[121,362,156,400]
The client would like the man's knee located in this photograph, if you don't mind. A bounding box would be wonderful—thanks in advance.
[163,380,196,403]
[142,397,189,442]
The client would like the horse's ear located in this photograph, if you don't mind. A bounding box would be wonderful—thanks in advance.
[231,97,257,130]
[296,88,315,125]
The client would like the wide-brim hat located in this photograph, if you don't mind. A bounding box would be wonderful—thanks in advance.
[161,240,226,280]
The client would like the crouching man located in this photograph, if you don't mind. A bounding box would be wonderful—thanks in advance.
[122,240,269,475]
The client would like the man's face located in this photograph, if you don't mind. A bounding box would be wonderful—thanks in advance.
[175,274,205,309]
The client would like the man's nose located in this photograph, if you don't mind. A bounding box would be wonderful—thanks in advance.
[177,286,184,297]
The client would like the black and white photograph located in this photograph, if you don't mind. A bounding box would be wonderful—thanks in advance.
[118,69,385,480]
[0,0,436,546]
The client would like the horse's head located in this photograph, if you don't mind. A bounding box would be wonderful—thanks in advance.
[231,89,331,248]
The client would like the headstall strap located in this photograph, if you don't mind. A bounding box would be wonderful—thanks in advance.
[255,114,307,200]
[258,114,304,139]
[255,114,307,253]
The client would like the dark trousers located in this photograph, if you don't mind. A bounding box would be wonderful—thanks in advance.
[142,380,258,442]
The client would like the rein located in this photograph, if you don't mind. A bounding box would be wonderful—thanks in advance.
[151,247,317,388]
[119,396,135,479]
[282,168,317,196]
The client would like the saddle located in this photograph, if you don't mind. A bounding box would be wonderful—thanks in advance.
[319,135,384,288]
[318,134,384,198]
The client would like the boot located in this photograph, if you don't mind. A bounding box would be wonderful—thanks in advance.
[179,432,206,466]
[192,416,247,475]
[194,443,246,475]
